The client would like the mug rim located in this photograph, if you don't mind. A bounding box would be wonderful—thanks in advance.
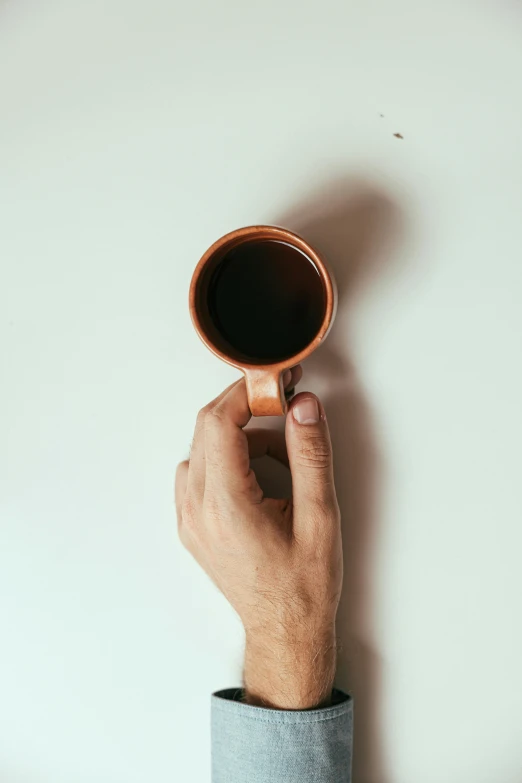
[189,224,337,371]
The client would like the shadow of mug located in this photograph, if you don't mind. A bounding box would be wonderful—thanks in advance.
[276,177,405,783]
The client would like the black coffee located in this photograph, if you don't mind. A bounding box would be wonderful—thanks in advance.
[207,240,326,363]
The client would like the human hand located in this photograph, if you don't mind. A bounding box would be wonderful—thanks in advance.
[175,369,342,710]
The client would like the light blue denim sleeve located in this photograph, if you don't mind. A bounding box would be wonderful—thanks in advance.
[211,688,353,783]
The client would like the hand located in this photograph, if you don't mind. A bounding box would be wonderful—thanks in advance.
[175,368,342,710]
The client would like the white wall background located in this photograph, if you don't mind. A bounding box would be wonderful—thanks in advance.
[1,1,522,782]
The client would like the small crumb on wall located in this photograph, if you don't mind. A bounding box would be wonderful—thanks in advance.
[394,133,404,139]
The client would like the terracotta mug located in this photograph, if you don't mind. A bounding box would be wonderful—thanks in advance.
[189,225,336,416]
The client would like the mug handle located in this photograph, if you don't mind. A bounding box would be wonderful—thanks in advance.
[244,368,287,417]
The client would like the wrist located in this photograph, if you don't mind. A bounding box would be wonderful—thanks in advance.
[243,626,337,710]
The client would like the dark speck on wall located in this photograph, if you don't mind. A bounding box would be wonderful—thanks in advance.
[394,133,404,139]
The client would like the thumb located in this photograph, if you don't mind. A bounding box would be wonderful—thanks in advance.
[285,392,337,521]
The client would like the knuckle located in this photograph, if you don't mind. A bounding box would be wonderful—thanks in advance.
[211,521,230,546]
[315,492,340,521]
[309,496,333,523]
[181,494,198,530]
[197,404,213,425]
[207,404,226,425]
[296,435,331,469]
[204,499,241,546]
[204,503,227,537]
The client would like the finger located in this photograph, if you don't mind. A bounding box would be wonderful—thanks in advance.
[204,378,253,491]
[246,428,289,468]
[175,460,189,527]
[201,368,300,494]
[187,378,243,499]
[292,365,303,387]
[284,365,303,399]
[285,392,338,529]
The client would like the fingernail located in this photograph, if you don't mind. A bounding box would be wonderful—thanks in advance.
[292,396,320,425]
[283,369,292,388]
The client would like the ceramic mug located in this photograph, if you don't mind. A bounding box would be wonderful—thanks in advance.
[189,225,337,416]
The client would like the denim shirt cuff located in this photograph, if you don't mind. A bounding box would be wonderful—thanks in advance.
[211,688,353,783]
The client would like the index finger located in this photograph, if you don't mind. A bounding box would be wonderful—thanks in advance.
[186,376,244,501]
[204,378,252,491]
[203,366,302,494]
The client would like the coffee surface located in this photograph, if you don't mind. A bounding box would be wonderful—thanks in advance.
[207,240,325,363]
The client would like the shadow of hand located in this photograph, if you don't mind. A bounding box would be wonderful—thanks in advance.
[276,176,404,783]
